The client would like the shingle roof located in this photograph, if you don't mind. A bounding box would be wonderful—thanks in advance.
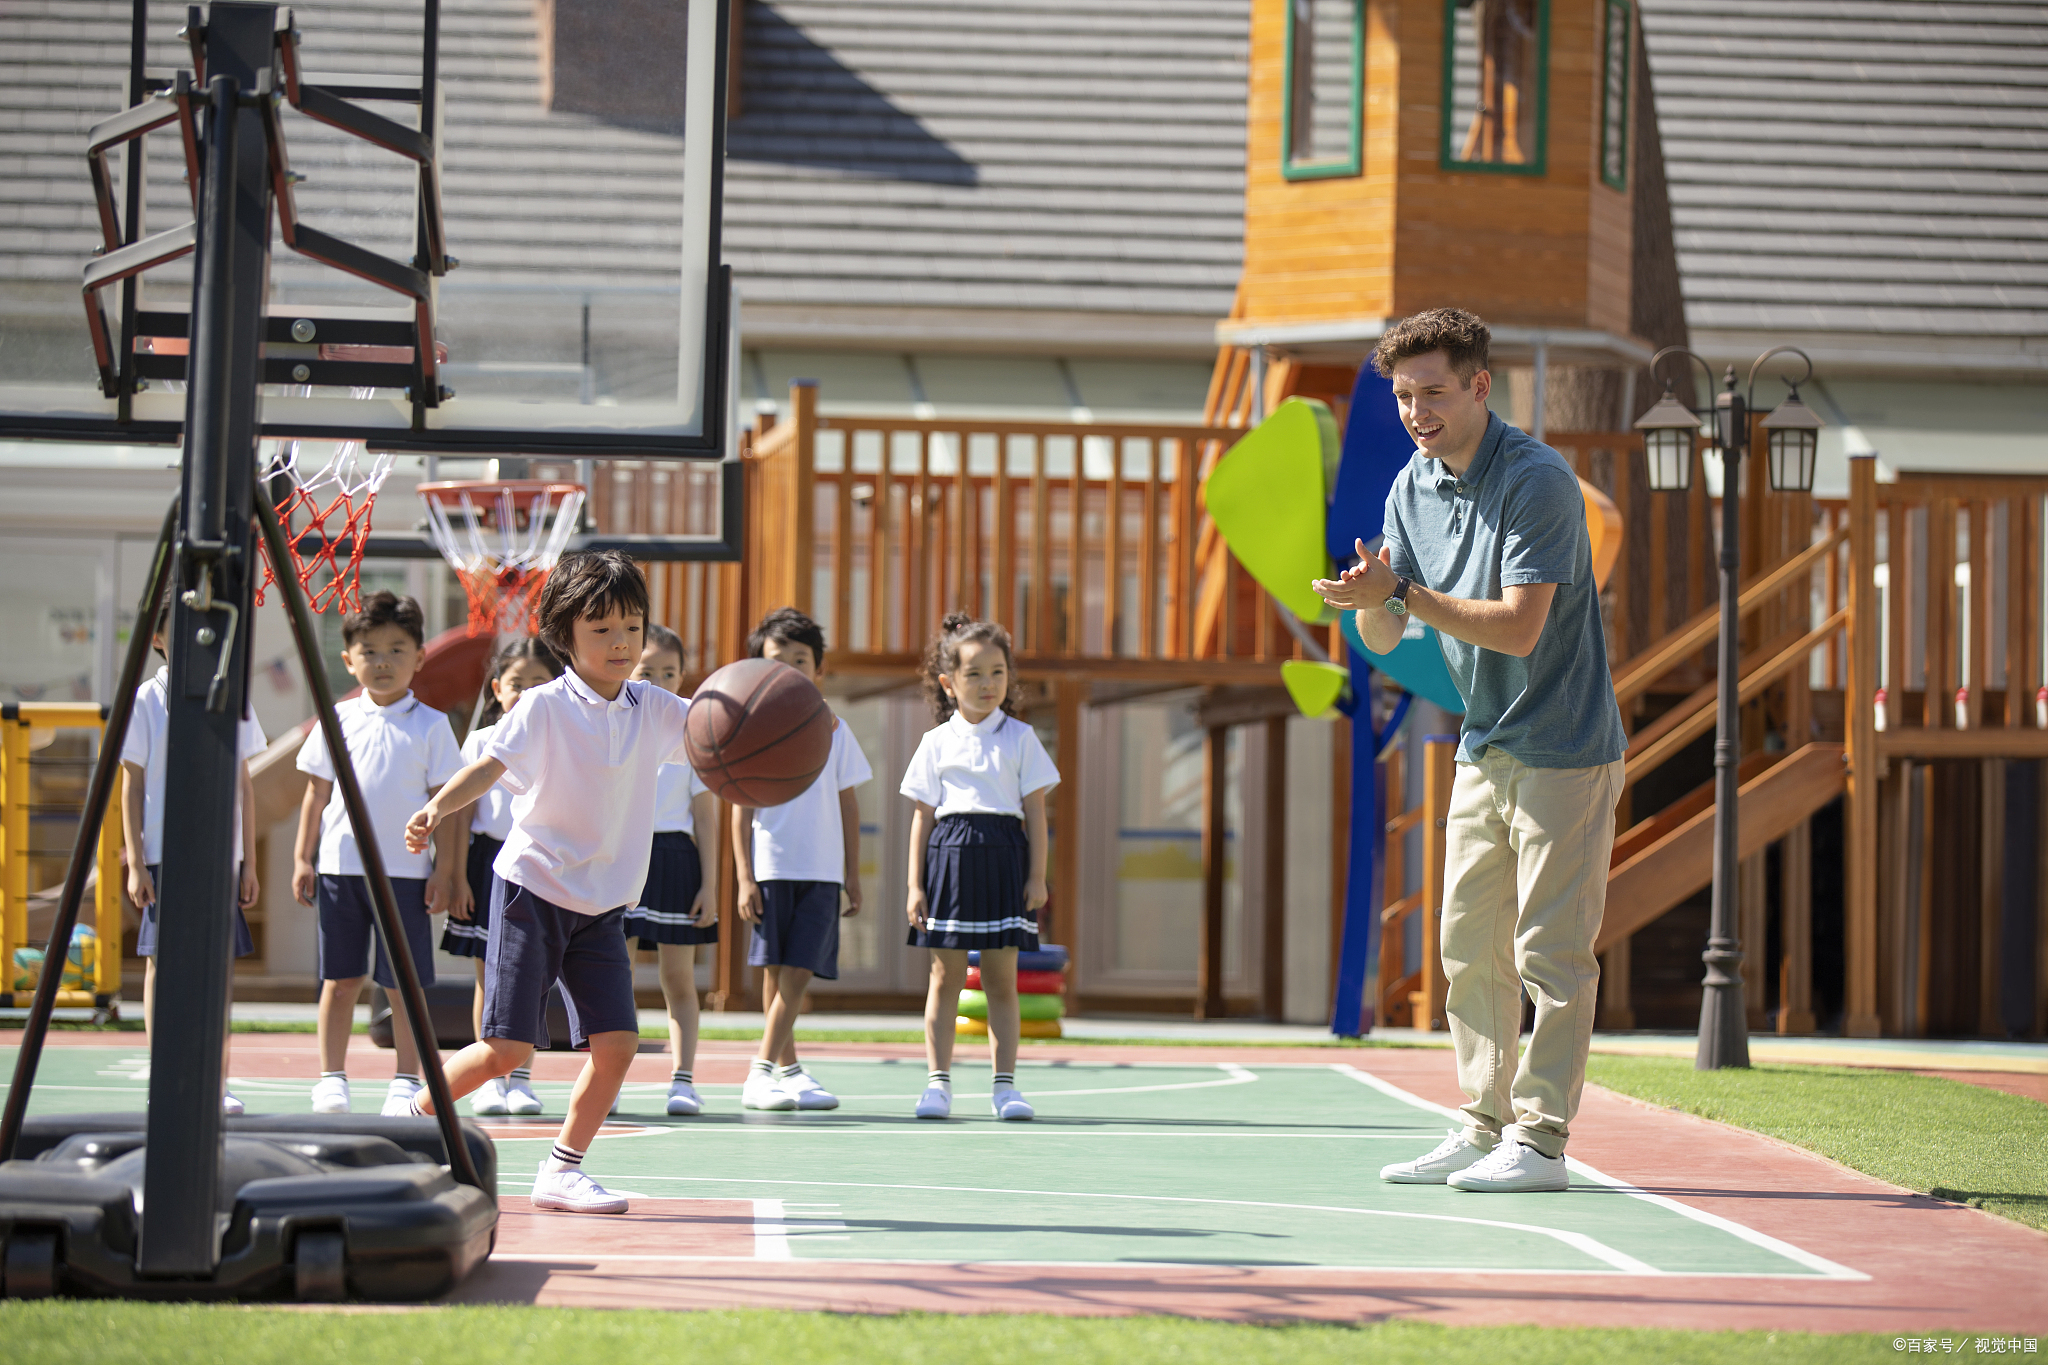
[1640,0,2048,342]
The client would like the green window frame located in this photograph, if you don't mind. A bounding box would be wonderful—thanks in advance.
[1439,0,1550,177]
[1281,0,1364,181]
[1598,0,1632,190]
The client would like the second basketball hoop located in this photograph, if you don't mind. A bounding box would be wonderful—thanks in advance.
[420,480,588,639]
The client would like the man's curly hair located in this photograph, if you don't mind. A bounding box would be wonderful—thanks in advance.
[1370,308,1492,386]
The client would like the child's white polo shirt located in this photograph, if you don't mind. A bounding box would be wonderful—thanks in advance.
[750,716,872,885]
[296,690,464,880]
[652,760,708,837]
[461,724,515,841]
[484,670,692,916]
[899,708,1059,818]
[121,665,268,865]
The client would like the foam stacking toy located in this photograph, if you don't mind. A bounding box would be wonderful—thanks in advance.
[1200,397,1341,624]
[964,967,1066,994]
[1281,659,1350,719]
[956,1017,1062,1039]
[969,945,1069,973]
[12,947,44,993]
[61,925,98,992]
[958,989,1064,1022]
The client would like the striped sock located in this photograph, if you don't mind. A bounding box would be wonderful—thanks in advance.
[776,1064,805,1080]
[547,1142,585,1171]
[927,1070,952,1092]
[320,1070,346,1080]
[993,1072,1015,1091]
[510,1066,533,1083]
[408,1093,430,1117]
[393,1072,420,1089]
[670,1069,693,1085]
[749,1058,774,1077]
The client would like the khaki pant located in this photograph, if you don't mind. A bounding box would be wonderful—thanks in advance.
[1440,751,1624,1159]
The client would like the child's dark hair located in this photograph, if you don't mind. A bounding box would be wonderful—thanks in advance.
[643,622,685,662]
[747,607,827,668]
[534,550,648,657]
[474,637,563,727]
[342,590,426,649]
[921,612,1019,723]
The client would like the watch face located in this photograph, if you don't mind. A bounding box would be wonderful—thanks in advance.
[1385,597,1408,616]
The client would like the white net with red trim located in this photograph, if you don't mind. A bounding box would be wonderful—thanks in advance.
[256,407,396,615]
[419,481,586,637]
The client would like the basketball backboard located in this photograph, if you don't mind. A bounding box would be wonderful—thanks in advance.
[0,0,732,460]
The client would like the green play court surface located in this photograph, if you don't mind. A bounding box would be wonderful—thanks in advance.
[1,1049,1859,1281]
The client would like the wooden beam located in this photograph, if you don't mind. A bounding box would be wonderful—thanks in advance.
[1778,818,1816,1034]
[1198,724,1228,1020]
[1261,715,1288,1022]
[1878,727,2048,760]
[1053,679,1082,968]
[1597,742,1847,953]
[1410,737,1455,1032]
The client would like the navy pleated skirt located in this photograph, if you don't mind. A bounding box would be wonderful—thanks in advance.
[623,830,716,949]
[439,833,501,960]
[908,812,1039,951]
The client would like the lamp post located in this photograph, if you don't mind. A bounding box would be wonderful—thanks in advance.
[1636,346,1824,1070]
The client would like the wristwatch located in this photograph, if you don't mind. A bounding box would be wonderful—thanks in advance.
[1384,575,1412,616]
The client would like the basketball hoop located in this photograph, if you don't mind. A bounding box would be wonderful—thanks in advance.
[419,480,587,638]
[257,402,396,615]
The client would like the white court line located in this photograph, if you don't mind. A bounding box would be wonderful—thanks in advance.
[559,1172,1657,1274]
[752,1198,791,1260]
[1328,1063,1868,1282]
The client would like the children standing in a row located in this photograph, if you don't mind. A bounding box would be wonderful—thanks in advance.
[443,637,562,1117]
[902,613,1058,1122]
[292,591,464,1117]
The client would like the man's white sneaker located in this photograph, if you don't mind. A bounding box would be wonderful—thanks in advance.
[530,1164,628,1215]
[991,1088,1035,1121]
[221,1091,245,1117]
[913,1085,952,1120]
[1446,1138,1570,1193]
[504,1076,544,1115]
[380,1078,423,1117]
[470,1077,510,1116]
[1380,1130,1491,1184]
[309,1075,350,1114]
[665,1080,703,1116]
[782,1071,839,1111]
[741,1072,797,1111]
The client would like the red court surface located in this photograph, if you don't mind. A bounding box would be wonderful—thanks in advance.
[14,1032,2047,1331]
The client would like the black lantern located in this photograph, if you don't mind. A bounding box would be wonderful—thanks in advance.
[1761,387,1824,493]
[1634,386,1699,492]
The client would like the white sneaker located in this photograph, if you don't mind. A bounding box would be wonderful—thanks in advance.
[991,1087,1035,1121]
[504,1076,543,1115]
[741,1071,797,1111]
[914,1084,952,1120]
[310,1075,350,1114]
[1380,1130,1493,1184]
[469,1077,510,1117]
[781,1070,839,1111]
[1446,1138,1570,1193]
[221,1091,245,1117]
[665,1080,702,1116]
[381,1077,423,1117]
[609,1091,621,1116]
[530,1163,628,1215]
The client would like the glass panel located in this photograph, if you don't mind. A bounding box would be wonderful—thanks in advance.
[0,546,109,703]
[1446,0,1544,169]
[1287,0,1360,173]
[1600,0,1631,188]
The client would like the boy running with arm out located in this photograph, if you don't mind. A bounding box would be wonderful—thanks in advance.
[404,551,692,1215]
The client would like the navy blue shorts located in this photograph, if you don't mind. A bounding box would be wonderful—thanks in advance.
[484,876,638,1050]
[623,831,716,949]
[316,874,436,989]
[908,813,1039,952]
[747,879,840,980]
[439,834,501,960]
[137,863,255,959]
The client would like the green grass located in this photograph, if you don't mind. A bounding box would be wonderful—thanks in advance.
[1586,1055,2048,1232]
[0,1304,1910,1364]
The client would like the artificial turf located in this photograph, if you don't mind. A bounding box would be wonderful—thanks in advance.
[1584,1055,2048,1232]
[0,1303,1916,1364]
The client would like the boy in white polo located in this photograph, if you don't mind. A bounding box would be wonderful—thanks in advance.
[293,591,464,1117]
[404,551,692,1216]
[730,608,871,1113]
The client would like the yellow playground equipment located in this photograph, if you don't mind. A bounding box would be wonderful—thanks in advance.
[0,703,124,1016]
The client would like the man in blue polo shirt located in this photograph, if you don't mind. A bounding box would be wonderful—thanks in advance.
[1315,308,1627,1193]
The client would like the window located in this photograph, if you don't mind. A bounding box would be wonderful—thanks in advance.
[1599,0,1632,189]
[1441,0,1549,175]
[1282,0,1364,180]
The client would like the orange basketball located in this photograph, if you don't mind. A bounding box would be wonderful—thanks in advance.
[684,658,834,807]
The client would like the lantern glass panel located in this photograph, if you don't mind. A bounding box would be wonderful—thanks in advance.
[1768,427,1817,492]
[1644,428,1691,492]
